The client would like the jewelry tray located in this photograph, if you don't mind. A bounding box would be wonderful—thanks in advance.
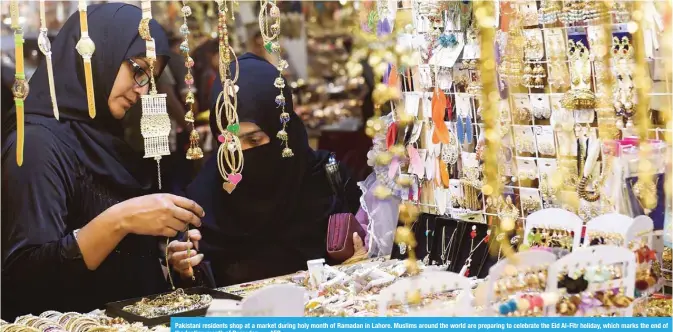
[105,287,242,327]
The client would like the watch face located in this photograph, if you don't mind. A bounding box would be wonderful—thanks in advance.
[38,30,51,54]
[12,79,29,99]
[76,37,96,57]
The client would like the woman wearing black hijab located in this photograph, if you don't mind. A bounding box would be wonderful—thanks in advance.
[1,4,204,320]
[167,53,361,286]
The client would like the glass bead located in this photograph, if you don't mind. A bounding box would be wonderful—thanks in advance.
[185,57,194,68]
[276,60,289,71]
[279,112,290,123]
[181,5,192,16]
[273,77,285,88]
[38,29,51,55]
[180,41,190,54]
[180,24,190,35]
[275,95,286,107]
[184,73,194,85]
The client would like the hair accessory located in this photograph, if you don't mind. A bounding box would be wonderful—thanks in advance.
[37,0,58,120]
[180,2,203,160]
[75,0,96,119]
[215,0,243,194]
[259,0,293,158]
[9,0,28,166]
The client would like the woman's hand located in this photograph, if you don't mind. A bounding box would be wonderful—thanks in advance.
[167,229,204,279]
[343,233,368,265]
[112,194,204,237]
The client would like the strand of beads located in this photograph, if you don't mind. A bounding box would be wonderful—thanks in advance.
[259,0,293,158]
[180,2,203,160]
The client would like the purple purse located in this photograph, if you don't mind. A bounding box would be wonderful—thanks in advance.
[326,213,366,263]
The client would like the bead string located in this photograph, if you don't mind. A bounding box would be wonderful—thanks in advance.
[10,0,27,166]
[259,0,293,158]
[180,2,203,161]
[215,0,243,194]
[76,0,96,119]
[38,0,59,120]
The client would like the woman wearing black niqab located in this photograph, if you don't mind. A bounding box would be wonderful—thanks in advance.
[171,53,361,287]
[1,4,204,320]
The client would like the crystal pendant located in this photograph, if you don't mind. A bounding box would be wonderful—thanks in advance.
[181,5,192,16]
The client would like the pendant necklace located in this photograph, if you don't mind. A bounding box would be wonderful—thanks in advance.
[38,0,58,120]
[215,0,243,194]
[422,218,434,265]
[440,226,458,269]
[75,0,96,119]
[459,226,490,277]
[180,2,203,160]
[10,0,28,166]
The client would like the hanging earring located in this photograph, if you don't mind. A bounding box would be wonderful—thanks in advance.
[180,4,203,160]
[456,116,465,144]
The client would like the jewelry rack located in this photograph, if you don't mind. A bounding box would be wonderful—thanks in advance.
[584,213,654,248]
[523,208,583,251]
[485,250,557,316]
[376,271,473,317]
[545,245,637,317]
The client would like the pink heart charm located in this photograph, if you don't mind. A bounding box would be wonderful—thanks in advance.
[218,134,226,143]
[227,173,242,185]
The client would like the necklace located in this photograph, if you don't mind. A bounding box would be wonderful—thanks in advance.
[422,219,434,265]
[180,2,203,161]
[259,0,293,158]
[37,0,58,120]
[440,226,458,269]
[459,226,490,277]
[215,0,243,194]
[75,0,96,119]
[9,0,28,166]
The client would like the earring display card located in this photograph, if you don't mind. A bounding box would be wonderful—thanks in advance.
[529,93,551,120]
[513,125,536,156]
[535,125,556,157]
[517,0,539,27]
[512,93,533,125]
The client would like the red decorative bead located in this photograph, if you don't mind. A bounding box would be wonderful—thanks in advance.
[218,134,226,143]
[470,230,477,239]
[464,269,470,277]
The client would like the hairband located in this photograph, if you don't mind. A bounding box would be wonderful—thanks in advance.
[10,0,28,166]
[180,2,203,160]
[259,0,293,158]
[75,0,96,119]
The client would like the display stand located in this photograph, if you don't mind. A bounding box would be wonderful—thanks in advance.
[485,251,557,316]
[377,271,473,316]
[546,245,636,317]
[524,208,583,251]
[584,213,654,248]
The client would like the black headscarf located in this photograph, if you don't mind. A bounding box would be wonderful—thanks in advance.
[2,3,169,194]
[196,53,315,236]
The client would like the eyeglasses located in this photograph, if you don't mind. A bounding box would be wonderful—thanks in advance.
[126,58,150,87]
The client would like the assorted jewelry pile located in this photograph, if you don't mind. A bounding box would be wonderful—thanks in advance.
[1,311,163,332]
[122,289,212,319]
